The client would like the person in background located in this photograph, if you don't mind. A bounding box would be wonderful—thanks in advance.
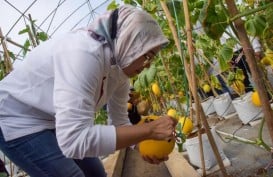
[208,58,233,97]
[127,87,141,125]
[222,35,263,93]
[0,5,177,177]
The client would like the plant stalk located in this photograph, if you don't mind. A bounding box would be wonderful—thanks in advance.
[182,0,229,176]
[0,28,13,74]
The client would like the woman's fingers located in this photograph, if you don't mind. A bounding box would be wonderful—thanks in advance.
[142,155,169,164]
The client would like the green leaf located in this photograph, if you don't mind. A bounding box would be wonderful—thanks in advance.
[18,27,30,35]
[123,0,137,6]
[23,39,30,56]
[253,15,266,36]
[166,0,185,28]
[225,38,237,48]
[263,24,273,50]
[0,172,8,177]
[200,0,228,40]
[210,75,222,90]
[37,32,48,41]
[191,9,200,24]
[219,45,233,61]
[235,69,245,81]
[139,69,149,88]
[245,19,256,36]
[134,79,141,92]
[195,64,203,78]
[107,0,119,10]
[245,15,266,37]
[146,65,157,84]
[218,56,229,72]
[144,3,158,14]
[143,74,149,88]
[227,72,236,84]
[194,1,204,9]
[8,50,15,60]
[265,6,273,26]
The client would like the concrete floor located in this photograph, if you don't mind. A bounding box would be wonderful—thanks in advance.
[201,115,273,177]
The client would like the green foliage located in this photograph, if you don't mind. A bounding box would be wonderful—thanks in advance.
[18,26,30,35]
[265,6,273,26]
[217,44,233,72]
[263,6,273,50]
[18,22,49,56]
[23,39,30,56]
[146,65,157,83]
[195,34,218,60]
[200,0,228,40]
[210,75,222,90]
[107,0,119,10]
[94,108,108,125]
[0,59,5,81]
[8,50,15,60]
[166,0,204,28]
[167,0,185,28]
[133,64,158,97]
[263,25,273,50]
[227,68,245,85]
[0,50,15,81]
[37,32,48,41]
[123,0,138,6]
[0,172,8,177]
[133,78,141,92]
[245,15,266,37]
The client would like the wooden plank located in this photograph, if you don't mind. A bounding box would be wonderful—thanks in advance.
[122,148,172,177]
[103,148,126,177]
[165,150,201,177]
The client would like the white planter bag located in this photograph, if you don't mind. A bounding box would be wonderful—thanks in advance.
[201,96,216,116]
[232,91,263,124]
[213,93,236,118]
[185,127,227,170]
[193,96,216,116]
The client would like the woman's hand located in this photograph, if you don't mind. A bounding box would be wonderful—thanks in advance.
[147,115,177,141]
[115,115,177,152]
[141,155,169,164]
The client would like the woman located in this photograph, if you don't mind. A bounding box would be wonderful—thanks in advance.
[0,5,177,177]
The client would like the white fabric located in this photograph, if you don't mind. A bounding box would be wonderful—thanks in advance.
[0,30,130,159]
[220,29,262,52]
[114,5,169,68]
[251,37,262,52]
[88,5,169,69]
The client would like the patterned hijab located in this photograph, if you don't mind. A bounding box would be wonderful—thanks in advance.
[88,5,169,68]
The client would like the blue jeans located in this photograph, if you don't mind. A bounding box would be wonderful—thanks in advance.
[0,129,106,177]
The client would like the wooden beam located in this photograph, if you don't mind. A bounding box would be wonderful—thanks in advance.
[165,150,201,177]
[103,148,126,177]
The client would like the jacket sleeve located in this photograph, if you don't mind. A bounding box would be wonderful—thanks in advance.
[52,32,116,159]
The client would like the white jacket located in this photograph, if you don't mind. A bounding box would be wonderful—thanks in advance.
[0,30,131,159]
